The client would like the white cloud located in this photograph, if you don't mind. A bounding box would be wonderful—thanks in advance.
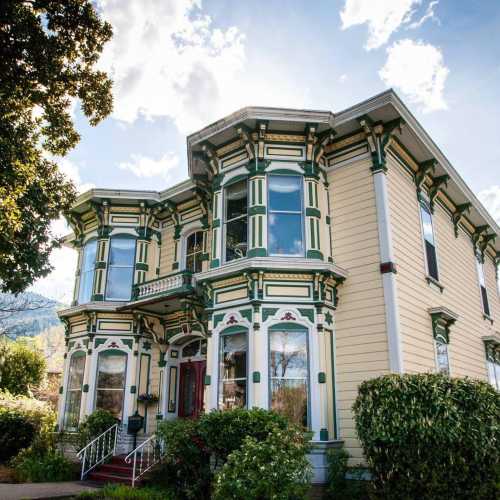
[119,153,180,180]
[408,1,440,29]
[379,39,449,112]
[478,185,500,224]
[57,158,95,193]
[340,0,420,50]
[339,74,348,83]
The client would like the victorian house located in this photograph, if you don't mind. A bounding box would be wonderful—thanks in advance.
[58,90,500,481]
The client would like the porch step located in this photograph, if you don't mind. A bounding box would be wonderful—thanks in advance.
[87,471,132,484]
[87,455,135,485]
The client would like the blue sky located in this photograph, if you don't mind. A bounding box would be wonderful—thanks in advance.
[32,0,500,302]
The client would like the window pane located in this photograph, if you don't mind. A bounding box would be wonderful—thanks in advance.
[64,390,83,430]
[476,258,486,286]
[226,181,247,220]
[226,218,248,261]
[435,340,449,375]
[109,238,135,266]
[106,267,134,300]
[96,390,124,420]
[425,240,439,281]
[269,176,302,212]
[420,204,434,244]
[182,340,200,358]
[186,254,202,273]
[78,241,97,304]
[268,213,303,256]
[82,240,97,271]
[269,329,308,427]
[220,380,246,409]
[68,355,86,390]
[219,332,247,410]
[97,353,126,389]
[495,363,500,391]
[487,360,496,387]
[187,232,203,254]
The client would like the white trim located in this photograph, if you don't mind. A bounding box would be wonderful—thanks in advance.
[373,170,404,373]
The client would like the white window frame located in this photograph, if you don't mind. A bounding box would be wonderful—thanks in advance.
[434,334,451,376]
[78,239,97,304]
[418,196,440,284]
[183,229,204,274]
[223,179,249,264]
[105,236,136,301]
[475,253,491,317]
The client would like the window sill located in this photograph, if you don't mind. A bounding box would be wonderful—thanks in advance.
[483,314,494,325]
[426,275,444,293]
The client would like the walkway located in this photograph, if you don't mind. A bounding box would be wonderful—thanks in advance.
[0,481,99,500]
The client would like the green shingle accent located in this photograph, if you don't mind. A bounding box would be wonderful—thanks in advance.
[320,428,329,441]
[262,308,278,322]
[247,248,267,257]
[249,206,266,215]
[307,250,323,260]
[318,372,326,384]
[213,314,225,328]
[252,371,261,383]
[204,375,211,386]
[240,309,252,323]
[298,308,314,323]
[82,384,89,393]
[130,385,136,394]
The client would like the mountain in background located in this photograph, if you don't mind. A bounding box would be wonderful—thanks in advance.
[0,292,66,372]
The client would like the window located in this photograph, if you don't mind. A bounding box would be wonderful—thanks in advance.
[476,255,490,317]
[219,331,247,409]
[268,175,304,256]
[420,201,439,281]
[182,339,207,358]
[105,237,136,300]
[224,180,248,262]
[435,336,450,375]
[78,240,97,304]
[95,351,127,420]
[269,328,308,427]
[185,231,204,273]
[486,352,500,391]
[63,352,86,430]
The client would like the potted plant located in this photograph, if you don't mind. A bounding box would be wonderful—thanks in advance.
[137,393,159,405]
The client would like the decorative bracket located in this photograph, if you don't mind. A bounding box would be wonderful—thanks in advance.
[305,123,318,162]
[472,225,489,248]
[415,160,437,194]
[199,142,219,176]
[428,174,449,213]
[429,307,458,344]
[478,232,496,259]
[236,124,255,160]
[315,129,336,164]
[256,120,268,159]
[452,203,471,238]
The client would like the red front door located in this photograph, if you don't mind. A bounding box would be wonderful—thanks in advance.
[178,360,206,418]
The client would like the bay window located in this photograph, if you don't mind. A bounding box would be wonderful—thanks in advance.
[224,180,248,262]
[95,351,127,420]
[105,237,136,301]
[269,327,309,427]
[219,330,247,409]
[420,201,439,281]
[63,352,86,430]
[268,175,304,256]
[78,239,97,304]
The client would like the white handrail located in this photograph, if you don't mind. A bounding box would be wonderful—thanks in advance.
[125,434,164,487]
[76,423,119,480]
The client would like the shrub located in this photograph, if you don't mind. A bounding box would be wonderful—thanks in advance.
[152,418,211,500]
[76,409,118,451]
[198,407,289,465]
[213,425,312,500]
[0,391,55,463]
[353,374,500,500]
[326,448,369,500]
[13,449,74,482]
[0,342,46,395]
[78,484,175,499]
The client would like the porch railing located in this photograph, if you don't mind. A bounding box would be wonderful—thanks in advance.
[125,434,164,487]
[76,423,119,480]
[133,271,192,300]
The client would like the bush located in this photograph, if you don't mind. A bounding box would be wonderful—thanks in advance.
[78,484,175,499]
[76,409,118,451]
[213,425,312,500]
[198,407,289,465]
[353,374,500,500]
[326,448,369,500]
[0,342,46,395]
[12,449,74,482]
[0,391,55,463]
[152,418,211,500]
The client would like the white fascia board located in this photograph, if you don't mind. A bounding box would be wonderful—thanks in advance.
[58,302,123,318]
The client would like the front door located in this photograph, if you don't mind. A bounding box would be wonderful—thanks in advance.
[178,360,206,418]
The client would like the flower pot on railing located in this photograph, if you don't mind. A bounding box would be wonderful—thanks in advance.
[137,393,159,405]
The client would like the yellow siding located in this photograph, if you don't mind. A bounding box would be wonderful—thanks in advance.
[329,158,390,461]
[387,155,499,380]
[159,226,176,275]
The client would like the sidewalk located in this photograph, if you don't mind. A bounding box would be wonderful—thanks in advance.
[0,481,99,500]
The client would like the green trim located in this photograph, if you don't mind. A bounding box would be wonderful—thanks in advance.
[212,219,221,228]
[213,313,225,328]
[298,308,314,323]
[210,258,220,268]
[95,338,107,348]
[82,384,89,393]
[268,168,302,176]
[95,261,107,269]
[135,263,149,271]
[156,414,163,420]
[325,215,331,225]
[91,293,104,301]
[307,250,323,260]
[224,174,248,187]
[58,386,63,394]
[252,371,261,383]
[249,206,266,215]
[318,372,326,384]
[239,309,252,323]
[306,207,321,218]
[262,308,278,322]
[130,385,136,394]
[247,248,267,257]
[121,339,133,349]
[320,428,329,441]
[172,262,179,270]
[204,375,211,386]
[220,325,248,335]
[269,322,307,331]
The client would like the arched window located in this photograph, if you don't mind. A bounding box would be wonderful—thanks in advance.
[185,231,204,273]
[269,326,309,427]
[78,239,97,304]
[105,237,136,301]
[63,351,86,430]
[95,350,127,420]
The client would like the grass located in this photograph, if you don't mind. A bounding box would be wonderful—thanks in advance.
[77,483,175,500]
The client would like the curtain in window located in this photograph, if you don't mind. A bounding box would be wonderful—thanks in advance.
[78,240,97,304]
[268,176,304,256]
[219,332,247,409]
[63,352,86,430]
[106,238,135,300]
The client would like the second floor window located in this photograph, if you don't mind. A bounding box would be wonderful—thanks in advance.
[420,201,439,281]
[106,237,135,301]
[268,175,304,256]
[78,239,97,304]
[185,231,203,273]
[225,180,248,262]
[476,255,490,317]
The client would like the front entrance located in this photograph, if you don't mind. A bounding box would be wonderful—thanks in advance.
[178,360,206,418]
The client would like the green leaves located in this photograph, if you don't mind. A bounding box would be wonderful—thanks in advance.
[353,374,500,500]
[0,0,113,293]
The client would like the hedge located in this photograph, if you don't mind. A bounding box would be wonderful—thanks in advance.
[353,374,500,500]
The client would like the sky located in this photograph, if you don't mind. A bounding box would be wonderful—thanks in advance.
[31,0,500,303]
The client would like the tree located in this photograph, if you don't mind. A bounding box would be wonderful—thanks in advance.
[0,341,46,396]
[0,1,113,293]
